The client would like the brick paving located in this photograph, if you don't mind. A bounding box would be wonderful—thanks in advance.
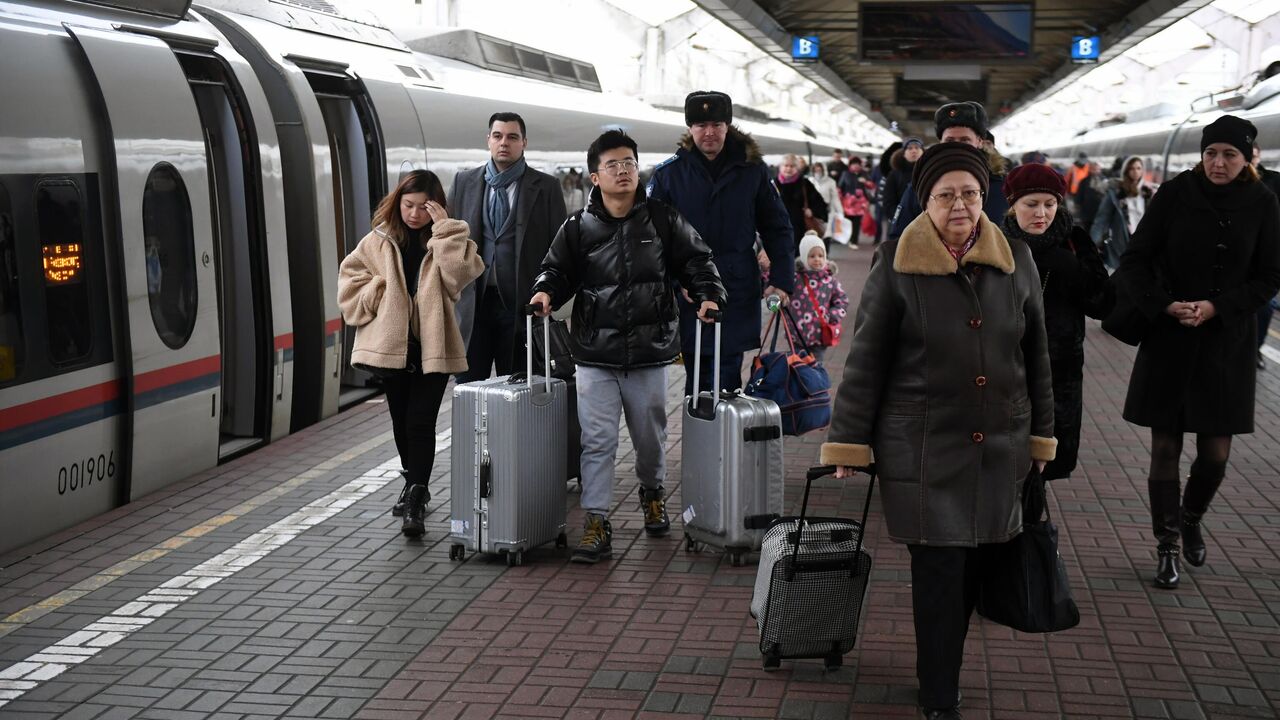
[2,242,1279,719]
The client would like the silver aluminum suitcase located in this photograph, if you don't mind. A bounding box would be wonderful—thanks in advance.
[680,313,784,566]
[448,311,569,566]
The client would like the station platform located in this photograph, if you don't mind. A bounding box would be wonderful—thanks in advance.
[2,243,1279,720]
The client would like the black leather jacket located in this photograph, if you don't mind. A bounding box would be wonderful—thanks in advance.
[532,188,726,370]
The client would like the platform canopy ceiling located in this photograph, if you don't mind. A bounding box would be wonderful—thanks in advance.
[693,0,1213,138]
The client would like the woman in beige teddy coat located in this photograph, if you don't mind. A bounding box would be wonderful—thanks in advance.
[338,170,484,537]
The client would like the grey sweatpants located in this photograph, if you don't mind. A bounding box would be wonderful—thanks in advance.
[577,365,668,516]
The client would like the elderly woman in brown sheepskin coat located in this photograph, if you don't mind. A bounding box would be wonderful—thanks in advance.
[821,142,1055,720]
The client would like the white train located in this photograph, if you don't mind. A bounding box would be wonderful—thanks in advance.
[0,0,866,555]
[1038,75,1280,180]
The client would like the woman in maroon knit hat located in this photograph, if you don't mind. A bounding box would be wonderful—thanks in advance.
[1001,163,1113,484]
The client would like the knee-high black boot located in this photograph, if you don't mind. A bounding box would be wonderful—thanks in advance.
[1149,480,1181,589]
[401,484,429,538]
[1182,459,1226,567]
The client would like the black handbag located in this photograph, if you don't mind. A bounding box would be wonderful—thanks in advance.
[1101,274,1150,347]
[531,318,575,379]
[976,466,1081,633]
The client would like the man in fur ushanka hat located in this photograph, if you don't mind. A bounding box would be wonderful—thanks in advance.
[648,91,796,396]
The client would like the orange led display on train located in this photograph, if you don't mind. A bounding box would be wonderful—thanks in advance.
[42,243,83,284]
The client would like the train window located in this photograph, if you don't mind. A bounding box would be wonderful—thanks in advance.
[35,181,93,364]
[515,49,549,75]
[0,183,21,383]
[479,37,518,69]
[142,163,198,349]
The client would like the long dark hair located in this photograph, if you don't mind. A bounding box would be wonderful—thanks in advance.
[1119,156,1145,198]
[371,170,446,247]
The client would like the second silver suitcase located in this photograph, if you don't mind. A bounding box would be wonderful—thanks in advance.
[680,314,784,566]
[449,312,568,566]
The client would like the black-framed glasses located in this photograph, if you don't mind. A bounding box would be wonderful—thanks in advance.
[598,160,639,175]
[929,189,983,206]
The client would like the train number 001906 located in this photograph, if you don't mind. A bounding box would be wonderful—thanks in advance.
[57,452,115,495]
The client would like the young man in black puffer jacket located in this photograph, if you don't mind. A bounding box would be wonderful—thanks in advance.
[530,130,726,563]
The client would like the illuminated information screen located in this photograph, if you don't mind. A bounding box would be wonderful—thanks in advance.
[43,243,83,285]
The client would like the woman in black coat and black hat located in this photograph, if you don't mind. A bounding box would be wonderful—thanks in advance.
[1117,115,1280,589]
[1001,163,1112,483]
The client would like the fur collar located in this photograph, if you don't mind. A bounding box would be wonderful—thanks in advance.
[894,212,1015,276]
[678,125,762,164]
[984,147,1009,177]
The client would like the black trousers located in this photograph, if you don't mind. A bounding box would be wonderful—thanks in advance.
[382,370,449,487]
[458,289,519,383]
[907,543,1000,710]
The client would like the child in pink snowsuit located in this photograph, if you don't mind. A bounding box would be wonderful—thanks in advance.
[789,232,848,364]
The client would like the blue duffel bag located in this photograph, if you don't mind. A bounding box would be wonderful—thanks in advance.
[746,308,832,436]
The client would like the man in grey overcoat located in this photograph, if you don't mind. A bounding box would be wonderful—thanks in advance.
[450,111,567,380]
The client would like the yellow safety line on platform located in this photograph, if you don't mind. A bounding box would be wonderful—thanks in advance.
[0,427,396,640]
[1269,328,1280,341]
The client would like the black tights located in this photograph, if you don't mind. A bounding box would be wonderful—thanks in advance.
[1149,431,1231,482]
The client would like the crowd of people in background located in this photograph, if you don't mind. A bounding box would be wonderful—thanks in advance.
[338,90,1280,720]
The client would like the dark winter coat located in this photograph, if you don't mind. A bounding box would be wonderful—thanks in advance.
[777,178,830,249]
[1260,165,1280,198]
[648,127,795,356]
[888,150,1008,240]
[1119,170,1280,434]
[880,150,914,226]
[531,188,726,370]
[820,213,1057,546]
[1003,210,1113,480]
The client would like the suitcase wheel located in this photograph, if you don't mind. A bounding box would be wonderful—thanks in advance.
[824,654,843,671]
[762,654,781,671]
[555,532,568,549]
[684,534,700,553]
[505,549,524,567]
[728,550,747,567]
[448,544,465,561]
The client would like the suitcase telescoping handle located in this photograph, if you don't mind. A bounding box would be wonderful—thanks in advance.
[689,308,723,420]
[523,304,552,394]
[788,464,876,580]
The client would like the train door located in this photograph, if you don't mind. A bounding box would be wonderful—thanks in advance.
[66,27,221,500]
[175,48,272,460]
[292,57,386,408]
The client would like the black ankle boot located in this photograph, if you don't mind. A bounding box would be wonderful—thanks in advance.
[391,471,411,517]
[1155,545,1180,589]
[1181,460,1224,568]
[401,484,429,538]
[1149,480,1181,589]
[1181,513,1206,567]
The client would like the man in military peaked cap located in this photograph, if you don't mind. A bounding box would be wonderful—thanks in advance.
[887,101,1009,240]
[649,91,795,395]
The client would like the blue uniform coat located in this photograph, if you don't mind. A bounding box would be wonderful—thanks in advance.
[648,127,795,355]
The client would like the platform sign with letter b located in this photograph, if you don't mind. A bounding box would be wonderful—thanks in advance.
[1072,36,1101,64]
[791,36,819,63]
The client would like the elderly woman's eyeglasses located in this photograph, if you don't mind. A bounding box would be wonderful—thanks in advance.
[598,160,639,175]
[929,189,983,206]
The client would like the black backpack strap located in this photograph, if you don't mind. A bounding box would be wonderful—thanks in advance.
[646,198,672,242]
